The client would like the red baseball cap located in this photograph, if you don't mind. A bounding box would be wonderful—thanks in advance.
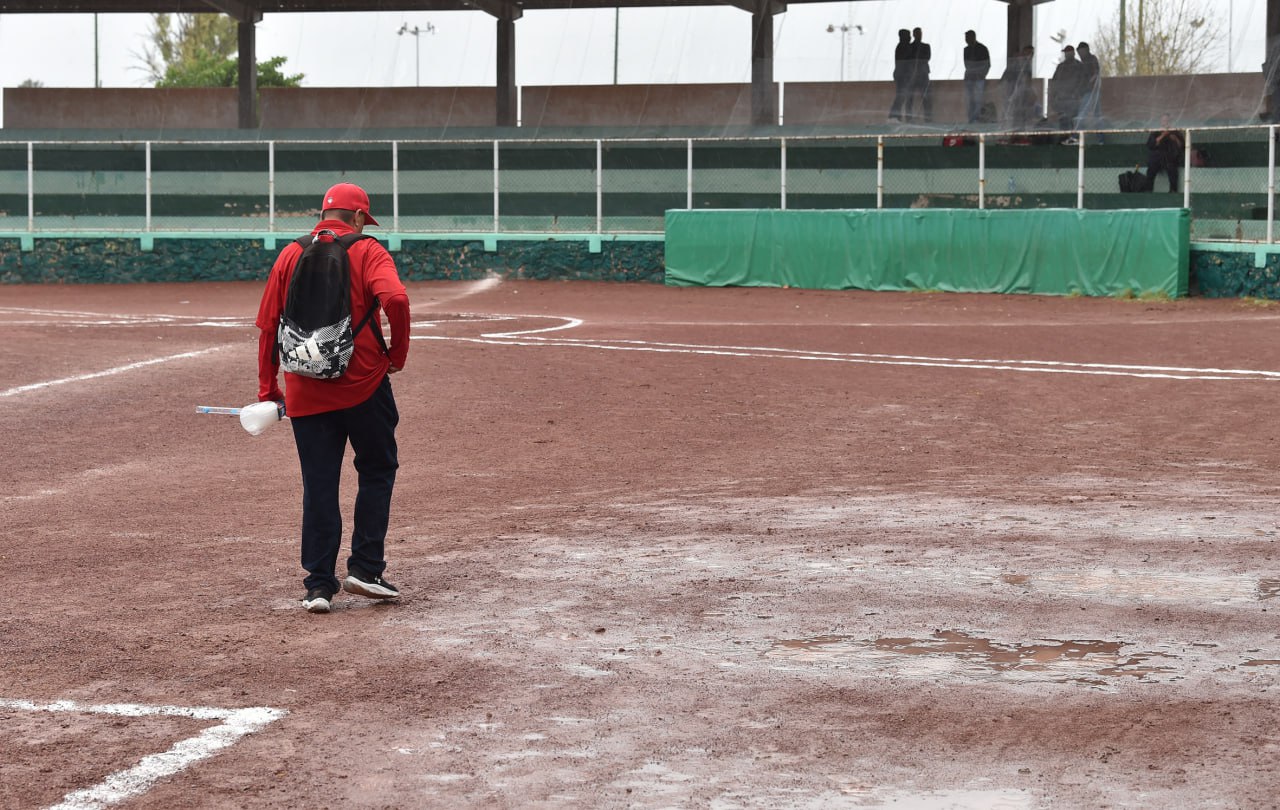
[321,182,380,226]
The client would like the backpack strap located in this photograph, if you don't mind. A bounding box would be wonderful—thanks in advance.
[338,233,390,356]
[351,295,389,355]
[273,234,322,365]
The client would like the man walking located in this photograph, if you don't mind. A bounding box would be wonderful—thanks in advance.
[962,30,991,124]
[255,182,411,613]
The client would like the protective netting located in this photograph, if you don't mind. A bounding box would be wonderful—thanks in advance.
[0,128,1275,243]
[0,2,1274,245]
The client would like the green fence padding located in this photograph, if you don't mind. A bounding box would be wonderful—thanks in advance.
[664,208,1190,297]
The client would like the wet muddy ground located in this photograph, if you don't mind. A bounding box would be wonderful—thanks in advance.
[2,281,1279,808]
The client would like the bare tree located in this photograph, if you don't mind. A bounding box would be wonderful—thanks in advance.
[1090,0,1221,76]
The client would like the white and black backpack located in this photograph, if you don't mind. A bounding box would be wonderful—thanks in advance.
[276,230,387,379]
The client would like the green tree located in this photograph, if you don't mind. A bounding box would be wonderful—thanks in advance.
[156,54,303,88]
[1090,0,1221,76]
[144,13,303,88]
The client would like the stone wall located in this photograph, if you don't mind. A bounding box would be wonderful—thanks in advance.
[1192,249,1280,298]
[0,238,666,286]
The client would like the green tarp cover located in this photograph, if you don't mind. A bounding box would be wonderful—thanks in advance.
[665,208,1190,297]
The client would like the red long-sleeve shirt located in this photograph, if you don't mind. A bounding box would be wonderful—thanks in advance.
[255,220,410,417]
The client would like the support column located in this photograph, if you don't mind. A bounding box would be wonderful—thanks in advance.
[496,14,517,126]
[1006,0,1033,58]
[238,20,257,129]
[1267,0,1280,120]
[750,0,778,127]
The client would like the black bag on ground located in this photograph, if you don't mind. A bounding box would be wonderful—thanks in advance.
[276,229,385,379]
[1118,170,1149,193]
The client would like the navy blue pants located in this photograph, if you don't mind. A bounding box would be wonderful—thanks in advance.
[290,375,399,594]
[1146,158,1179,193]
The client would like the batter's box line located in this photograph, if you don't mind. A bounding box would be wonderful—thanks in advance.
[0,697,287,810]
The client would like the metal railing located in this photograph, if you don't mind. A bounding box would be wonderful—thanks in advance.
[0,124,1275,249]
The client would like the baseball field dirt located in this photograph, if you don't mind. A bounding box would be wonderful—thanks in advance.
[2,279,1279,809]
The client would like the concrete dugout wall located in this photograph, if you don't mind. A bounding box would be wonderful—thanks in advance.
[4,88,240,130]
[3,74,1264,132]
[260,87,497,129]
[520,83,755,128]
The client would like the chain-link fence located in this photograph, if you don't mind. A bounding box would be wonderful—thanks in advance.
[0,126,1275,243]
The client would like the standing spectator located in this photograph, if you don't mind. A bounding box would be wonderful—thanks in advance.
[1075,42,1102,127]
[1049,45,1084,130]
[1001,45,1036,130]
[889,29,914,122]
[963,30,992,124]
[1145,114,1185,193]
[255,182,411,614]
[911,27,933,122]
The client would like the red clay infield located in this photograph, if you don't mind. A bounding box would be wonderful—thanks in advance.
[2,280,1279,809]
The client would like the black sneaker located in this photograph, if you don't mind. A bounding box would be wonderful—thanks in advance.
[343,570,400,599]
[302,587,335,613]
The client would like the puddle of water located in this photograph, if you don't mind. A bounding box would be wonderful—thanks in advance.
[767,630,1177,685]
[1242,660,1280,667]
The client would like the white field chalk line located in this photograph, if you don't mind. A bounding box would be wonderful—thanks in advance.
[0,698,286,810]
[0,307,249,328]
[528,336,1280,378]
[0,306,240,321]
[0,346,232,399]
[409,314,584,337]
[485,315,584,337]
[414,334,1280,382]
[0,306,244,320]
[411,313,1280,380]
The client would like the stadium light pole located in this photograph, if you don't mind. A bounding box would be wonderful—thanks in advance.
[825,22,863,81]
[397,22,436,87]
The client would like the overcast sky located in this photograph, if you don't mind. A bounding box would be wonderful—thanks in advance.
[0,0,1264,91]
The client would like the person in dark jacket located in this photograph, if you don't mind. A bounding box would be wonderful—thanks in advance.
[1145,114,1185,192]
[889,29,914,122]
[1049,45,1084,129]
[963,30,992,124]
[1075,42,1102,126]
[910,27,933,122]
